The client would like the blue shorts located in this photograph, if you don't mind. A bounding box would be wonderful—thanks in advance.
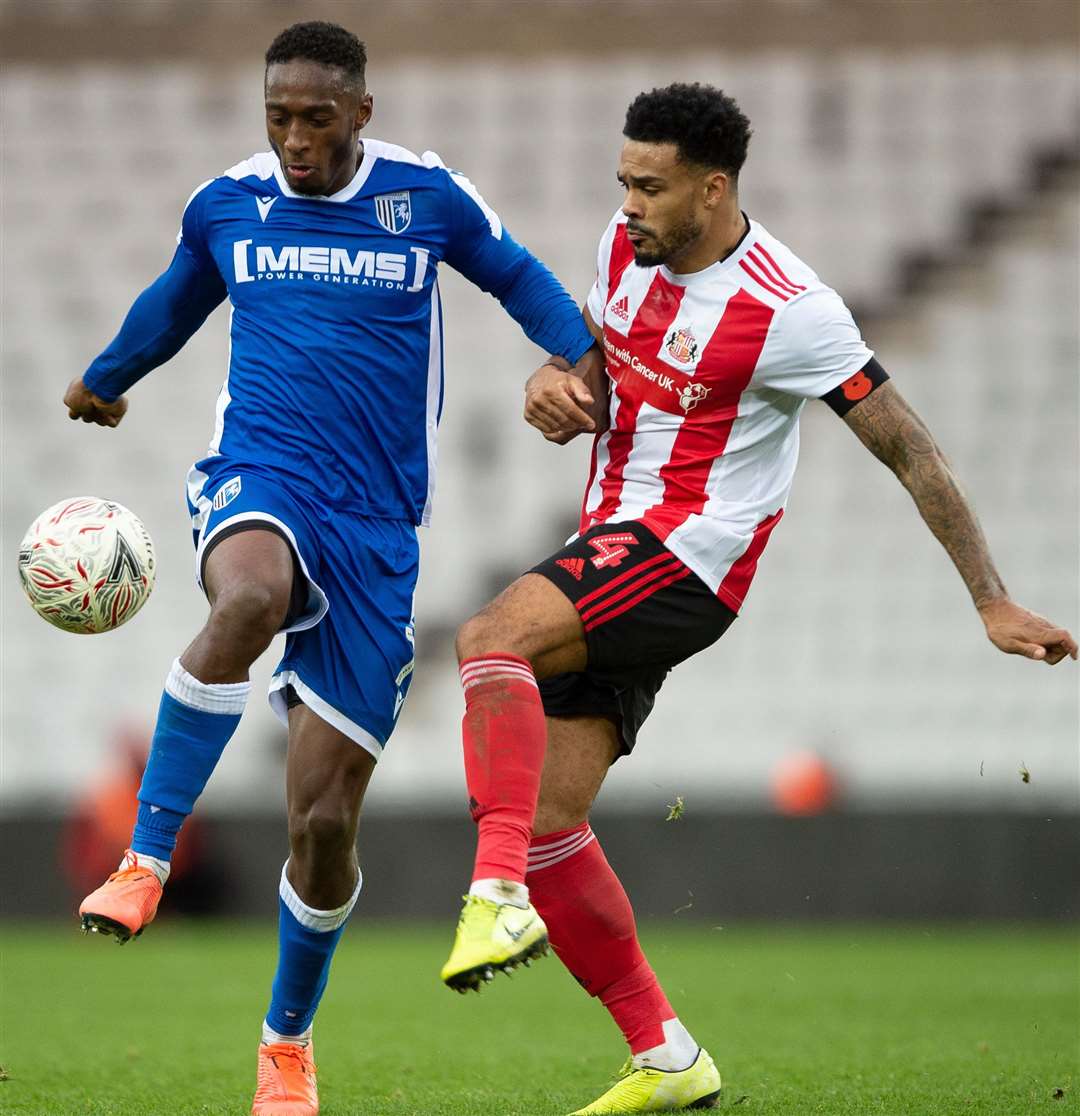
[186,456,417,759]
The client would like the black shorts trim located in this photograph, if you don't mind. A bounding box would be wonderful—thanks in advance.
[531,520,735,754]
[200,520,308,630]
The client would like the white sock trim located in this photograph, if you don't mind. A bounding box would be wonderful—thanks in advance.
[469,878,530,908]
[459,657,538,693]
[165,658,251,716]
[526,825,596,873]
[121,852,170,885]
[279,862,361,932]
[262,1019,312,1047]
[632,1018,700,1072]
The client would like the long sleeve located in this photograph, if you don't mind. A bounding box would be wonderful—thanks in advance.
[441,169,594,365]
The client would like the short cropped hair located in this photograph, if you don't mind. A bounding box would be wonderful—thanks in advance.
[624,83,751,178]
[265,21,367,90]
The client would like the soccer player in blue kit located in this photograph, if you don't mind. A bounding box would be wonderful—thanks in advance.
[64,22,598,1114]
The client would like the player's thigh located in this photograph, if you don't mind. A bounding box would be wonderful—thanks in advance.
[458,572,587,677]
[202,528,293,614]
[285,701,377,822]
[534,714,620,836]
[190,463,327,632]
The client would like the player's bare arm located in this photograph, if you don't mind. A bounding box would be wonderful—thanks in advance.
[524,311,609,444]
[63,377,128,428]
[842,380,1077,665]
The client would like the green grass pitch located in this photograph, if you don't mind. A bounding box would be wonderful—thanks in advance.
[1,921,1075,1114]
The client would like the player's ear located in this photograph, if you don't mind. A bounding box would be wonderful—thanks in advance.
[355,92,374,134]
[702,169,728,210]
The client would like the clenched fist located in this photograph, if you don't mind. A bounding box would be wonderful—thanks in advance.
[64,378,128,428]
[524,346,609,445]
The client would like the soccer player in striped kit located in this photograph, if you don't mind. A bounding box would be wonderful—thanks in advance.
[65,21,598,1115]
[440,83,1077,1113]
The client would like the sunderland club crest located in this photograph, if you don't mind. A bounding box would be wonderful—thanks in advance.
[665,326,699,364]
[375,191,412,234]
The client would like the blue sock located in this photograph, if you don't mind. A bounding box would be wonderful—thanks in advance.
[131,658,250,861]
[265,863,362,1037]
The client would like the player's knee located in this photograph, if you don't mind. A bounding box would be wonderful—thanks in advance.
[455,610,525,664]
[288,799,353,856]
[455,611,497,662]
[209,579,288,648]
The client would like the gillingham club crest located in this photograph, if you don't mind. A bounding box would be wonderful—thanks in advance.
[666,326,699,364]
[374,192,412,234]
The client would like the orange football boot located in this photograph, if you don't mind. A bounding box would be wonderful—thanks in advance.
[252,1041,319,1116]
[79,849,163,943]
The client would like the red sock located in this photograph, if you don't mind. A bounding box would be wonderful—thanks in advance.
[527,822,674,1053]
[460,655,546,883]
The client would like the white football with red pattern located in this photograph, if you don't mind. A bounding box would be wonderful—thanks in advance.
[18,497,156,634]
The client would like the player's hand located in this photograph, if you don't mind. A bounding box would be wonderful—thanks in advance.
[63,378,128,428]
[978,598,1078,665]
[524,347,608,444]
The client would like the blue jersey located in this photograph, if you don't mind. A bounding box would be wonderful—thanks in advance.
[83,140,594,524]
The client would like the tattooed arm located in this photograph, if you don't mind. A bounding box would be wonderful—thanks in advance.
[843,381,1077,665]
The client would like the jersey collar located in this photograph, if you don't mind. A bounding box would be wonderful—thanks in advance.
[272,144,376,203]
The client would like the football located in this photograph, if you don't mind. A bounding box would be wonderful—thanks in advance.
[18,497,156,634]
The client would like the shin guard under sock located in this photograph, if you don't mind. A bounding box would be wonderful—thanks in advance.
[265,864,361,1037]
[131,658,249,860]
[527,822,684,1058]
[460,655,546,884]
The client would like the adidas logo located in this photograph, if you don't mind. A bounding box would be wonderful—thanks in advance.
[556,557,585,581]
[610,295,630,321]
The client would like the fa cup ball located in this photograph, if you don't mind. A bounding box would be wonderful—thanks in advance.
[18,497,156,634]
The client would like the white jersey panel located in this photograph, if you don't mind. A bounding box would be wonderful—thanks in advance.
[754,287,874,398]
[612,401,684,522]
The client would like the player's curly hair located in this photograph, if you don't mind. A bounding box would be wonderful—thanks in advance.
[265,21,367,89]
[624,83,752,179]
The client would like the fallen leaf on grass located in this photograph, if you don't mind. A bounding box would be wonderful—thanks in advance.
[732,1095,750,1106]
[1052,1087,1066,1099]
[665,795,686,821]
[0,1066,8,1082]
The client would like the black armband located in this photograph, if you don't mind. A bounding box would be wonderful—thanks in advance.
[821,357,889,416]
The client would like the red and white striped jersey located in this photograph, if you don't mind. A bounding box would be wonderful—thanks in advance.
[582,212,873,612]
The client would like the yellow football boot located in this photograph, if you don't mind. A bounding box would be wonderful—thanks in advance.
[569,1049,721,1114]
[440,893,548,992]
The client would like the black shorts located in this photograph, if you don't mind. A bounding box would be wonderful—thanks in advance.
[530,520,736,755]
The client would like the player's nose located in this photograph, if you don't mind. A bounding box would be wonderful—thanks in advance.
[621,194,644,220]
[283,122,311,156]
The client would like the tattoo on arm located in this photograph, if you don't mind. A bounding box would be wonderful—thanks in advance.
[842,382,1006,608]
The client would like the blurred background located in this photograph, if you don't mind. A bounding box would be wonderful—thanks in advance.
[2,0,1078,923]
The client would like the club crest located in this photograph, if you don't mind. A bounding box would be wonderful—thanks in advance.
[375,192,412,234]
[666,327,699,364]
